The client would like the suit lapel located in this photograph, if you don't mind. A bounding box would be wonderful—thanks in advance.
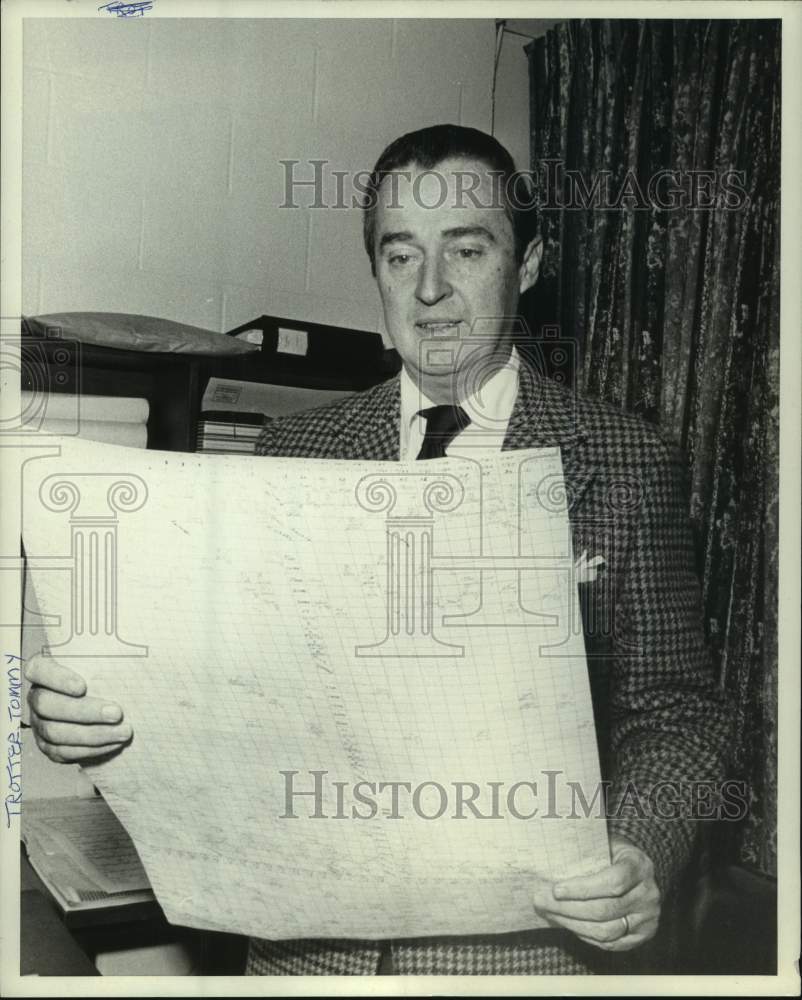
[503,360,596,515]
[349,375,401,461]
[349,366,595,515]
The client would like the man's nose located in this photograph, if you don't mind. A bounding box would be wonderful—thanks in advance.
[415,256,452,305]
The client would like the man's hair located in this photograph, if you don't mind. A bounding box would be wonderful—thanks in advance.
[361,123,537,276]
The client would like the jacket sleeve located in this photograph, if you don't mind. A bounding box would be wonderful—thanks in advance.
[604,437,734,897]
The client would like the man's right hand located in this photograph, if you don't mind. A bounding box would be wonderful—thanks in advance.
[25,654,132,764]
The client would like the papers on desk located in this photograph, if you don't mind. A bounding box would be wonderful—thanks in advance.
[21,438,609,941]
[22,797,153,913]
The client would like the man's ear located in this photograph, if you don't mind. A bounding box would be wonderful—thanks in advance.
[518,236,543,295]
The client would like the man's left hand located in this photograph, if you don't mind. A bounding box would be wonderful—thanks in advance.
[532,834,660,951]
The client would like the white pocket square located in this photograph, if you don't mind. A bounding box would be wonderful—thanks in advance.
[574,550,605,583]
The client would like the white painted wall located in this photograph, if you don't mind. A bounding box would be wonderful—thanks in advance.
[23,17,556,339]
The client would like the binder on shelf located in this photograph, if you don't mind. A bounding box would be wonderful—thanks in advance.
[226,314,400,376]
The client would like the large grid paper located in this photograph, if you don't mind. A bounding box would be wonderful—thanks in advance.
[22,438,609,940]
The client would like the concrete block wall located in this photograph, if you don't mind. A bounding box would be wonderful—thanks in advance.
[22,17,546,339]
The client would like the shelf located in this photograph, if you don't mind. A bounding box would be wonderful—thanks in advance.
[22,333,400,453]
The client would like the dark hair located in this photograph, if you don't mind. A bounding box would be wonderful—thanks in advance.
[361,123,537,276]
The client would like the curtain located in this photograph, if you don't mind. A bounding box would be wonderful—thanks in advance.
[526,19,780,877]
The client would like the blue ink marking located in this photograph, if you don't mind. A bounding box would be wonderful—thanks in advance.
[99,0,153,16]
[6,730,22,828]
[7,662,21,724]
[5,656,23,828]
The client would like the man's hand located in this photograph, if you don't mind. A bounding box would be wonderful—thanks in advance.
[25,654,132,764]
[532,834,660,951]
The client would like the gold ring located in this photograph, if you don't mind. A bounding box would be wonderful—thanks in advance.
[620,915,630,937]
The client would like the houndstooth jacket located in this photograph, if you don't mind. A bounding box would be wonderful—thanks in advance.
[247,360,732,976]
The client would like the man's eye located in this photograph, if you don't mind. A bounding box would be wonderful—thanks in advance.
[456,247,483,259]
[388,253,415,267]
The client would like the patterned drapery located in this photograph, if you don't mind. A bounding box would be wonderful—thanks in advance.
[526,19,780,876]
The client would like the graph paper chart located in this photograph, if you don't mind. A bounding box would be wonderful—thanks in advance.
[21,439,609,941]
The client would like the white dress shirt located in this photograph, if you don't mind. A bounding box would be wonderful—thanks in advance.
[399,346,520,460]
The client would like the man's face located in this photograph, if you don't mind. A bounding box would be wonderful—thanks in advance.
[373,156,536,402]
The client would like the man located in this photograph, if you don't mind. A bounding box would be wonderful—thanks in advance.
[26,125,731,976]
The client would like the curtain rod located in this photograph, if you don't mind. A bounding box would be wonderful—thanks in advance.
[503,27,538,41]
[491,21,539,134]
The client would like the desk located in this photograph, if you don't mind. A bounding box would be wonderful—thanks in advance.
[21,853,99,976]
[20,849,248,976]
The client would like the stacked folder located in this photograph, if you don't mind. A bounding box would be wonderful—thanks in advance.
[20,392,149,448]
[195,409,266,455]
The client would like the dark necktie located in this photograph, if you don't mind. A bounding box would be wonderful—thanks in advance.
[415,404,470,460]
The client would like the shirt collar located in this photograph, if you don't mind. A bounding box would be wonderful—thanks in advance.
[400,346,520,444]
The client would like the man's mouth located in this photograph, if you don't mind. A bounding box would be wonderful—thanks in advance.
[415,321,462,335]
